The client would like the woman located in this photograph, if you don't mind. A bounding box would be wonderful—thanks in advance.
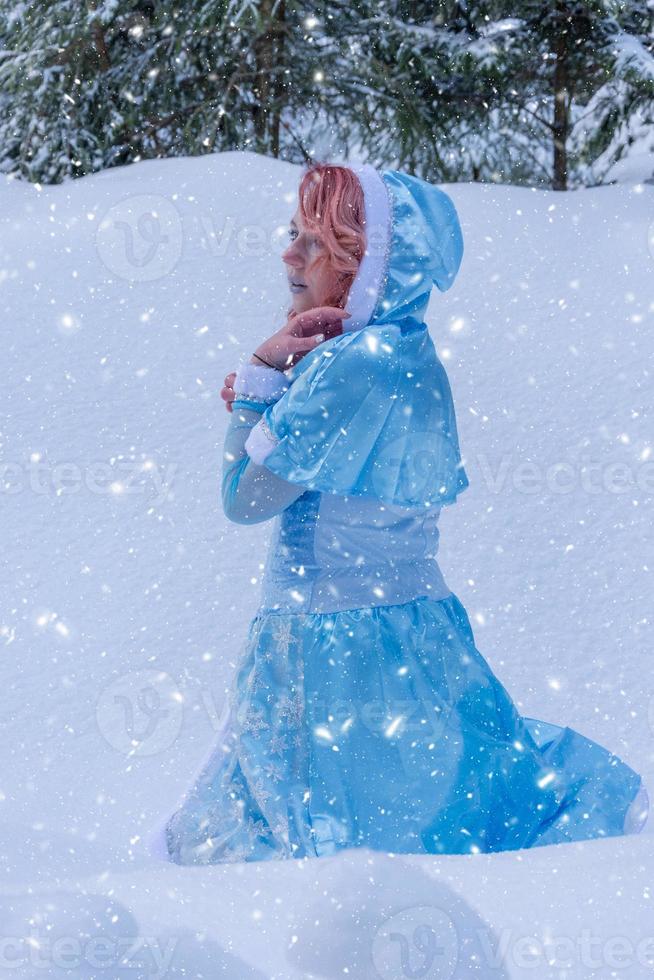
[148,162,648,864]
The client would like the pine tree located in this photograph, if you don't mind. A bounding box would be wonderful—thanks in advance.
[571,0,654,183]
[0,0,333,183]
[1,0,651,187]
[479,0,653,190]
[319,0,654,189]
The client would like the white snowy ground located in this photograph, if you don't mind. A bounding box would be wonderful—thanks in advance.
[1,149,653,978]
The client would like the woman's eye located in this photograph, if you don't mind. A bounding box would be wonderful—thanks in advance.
[288,228,298,241]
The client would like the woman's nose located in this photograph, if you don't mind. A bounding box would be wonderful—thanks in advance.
[282,244,303,267]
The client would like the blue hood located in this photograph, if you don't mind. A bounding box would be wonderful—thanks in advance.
[343,164,464,331]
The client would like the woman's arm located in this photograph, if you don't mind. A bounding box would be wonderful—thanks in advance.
[221,364,307,524]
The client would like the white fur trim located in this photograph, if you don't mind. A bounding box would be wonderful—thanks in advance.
[244,416,280,464]
[234,363,290,401]
[343,163,392,332]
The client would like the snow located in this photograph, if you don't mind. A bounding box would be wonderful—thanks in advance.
[0,149,652,978]
[612,31,654,82]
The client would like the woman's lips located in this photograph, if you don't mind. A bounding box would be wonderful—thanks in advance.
[290,283,307,293]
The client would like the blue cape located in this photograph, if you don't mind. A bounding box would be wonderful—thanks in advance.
[257,165,468,509]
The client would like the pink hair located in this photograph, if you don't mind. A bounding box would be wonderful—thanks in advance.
[292,161,366,311]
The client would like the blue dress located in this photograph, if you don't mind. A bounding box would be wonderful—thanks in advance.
[147,164,648,864]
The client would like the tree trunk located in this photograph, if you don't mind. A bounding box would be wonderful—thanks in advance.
[86,0,111,72]
[270,0,285,157]
[552,2,569,191]
[253,0,275,153]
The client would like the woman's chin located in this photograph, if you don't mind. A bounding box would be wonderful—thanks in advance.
[290,292,313,314]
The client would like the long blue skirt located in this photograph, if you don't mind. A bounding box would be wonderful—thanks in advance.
[150,592,648,864]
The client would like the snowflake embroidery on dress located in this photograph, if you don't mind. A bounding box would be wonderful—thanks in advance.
[224,796,246,823]
[272,618,296,655]
[248,665,268,693]
[274,693,290,715]
[245,815,271,839]
[293,689,306,722]
[261,758,285,782]
[219,842,252,863]
[269,732,289,756]
[277,686,306,727]
[240,706,268,735]
[269,816,290,841]
[276,691,305,728]
[249,776,274,805]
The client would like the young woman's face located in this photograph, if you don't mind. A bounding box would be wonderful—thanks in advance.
[281,207,332,314]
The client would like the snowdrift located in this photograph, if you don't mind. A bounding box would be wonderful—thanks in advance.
[1,150,652,978]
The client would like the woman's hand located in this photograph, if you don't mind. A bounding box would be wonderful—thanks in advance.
[221,371,237,413]
[251,306,350,371]
[220,306,350,413]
